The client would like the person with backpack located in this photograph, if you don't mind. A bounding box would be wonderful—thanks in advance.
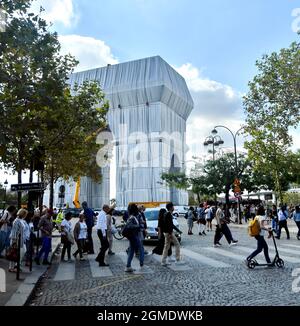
[276,205,290,240]
[205,205,213,232]
[197,204,206,236]
[246,206,272,265]
[292,205,300,240]
[124,203,144,273]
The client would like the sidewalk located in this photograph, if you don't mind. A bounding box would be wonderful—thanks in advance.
[230,219,299,235]
[0,232,61,306]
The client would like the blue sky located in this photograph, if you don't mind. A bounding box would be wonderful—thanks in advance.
[2,0,300,187]
[52,0,299,92]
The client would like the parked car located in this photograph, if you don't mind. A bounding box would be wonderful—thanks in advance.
[144,208,181,243]
[62,208,81,218]
[174,206,189,216]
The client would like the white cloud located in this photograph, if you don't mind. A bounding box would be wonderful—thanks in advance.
[175,63,245,159]
[32,0,78,27]
[58,35,119,72]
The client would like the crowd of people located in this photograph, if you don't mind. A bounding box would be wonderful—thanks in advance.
[0,200,299,273]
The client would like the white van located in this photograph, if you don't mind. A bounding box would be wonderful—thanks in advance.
[174,206,189,216]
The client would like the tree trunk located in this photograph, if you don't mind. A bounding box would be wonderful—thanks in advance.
[49,164,54,209]
[225,185,231,218]
[197,193,201,205]
[17,169,22,209]
[27,159,34,212]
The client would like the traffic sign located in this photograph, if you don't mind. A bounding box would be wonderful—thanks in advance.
[234,178,240,186]
[11,183,46,192]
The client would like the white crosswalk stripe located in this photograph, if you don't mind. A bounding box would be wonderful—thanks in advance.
[52,241,300,281]
[117,252,154,274]
[151,253,192,271]
[54,262,76,281]
[281,244,300,250]
[203,247,266,264]
[88,254,113,277]
[181,248,231,268]
[231,246,300,264]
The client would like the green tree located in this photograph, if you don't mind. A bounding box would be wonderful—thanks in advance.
[244,39,300,203]
[0,0,108,208]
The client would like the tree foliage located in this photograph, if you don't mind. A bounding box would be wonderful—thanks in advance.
[0,0,109,208]
[244,39,300,203]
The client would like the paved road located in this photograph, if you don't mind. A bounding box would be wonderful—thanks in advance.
[27,218,300,306]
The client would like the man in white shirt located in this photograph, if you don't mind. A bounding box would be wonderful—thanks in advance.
[95,204,110,266]
[276,205,290,240]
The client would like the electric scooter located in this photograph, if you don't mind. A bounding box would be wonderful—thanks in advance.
[247,230,284,269]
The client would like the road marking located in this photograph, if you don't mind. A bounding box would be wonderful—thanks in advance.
[233,246,300,264]
[88,255,113,277]
[181,248,231,268]
[203,247,265,263]
[117,252,153,274]
[54,262,75,281]
[151,253,192,271]
[281,244,300,250]
[269,246,300,256]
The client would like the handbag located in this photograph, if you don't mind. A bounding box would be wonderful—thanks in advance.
[67,232,75,244]
[6,244,18,262]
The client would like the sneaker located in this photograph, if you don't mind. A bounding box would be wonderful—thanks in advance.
[232,239,238,243]
[202,231,206,235]
[198,232,202,236]
[73,253,77,259]
[125,267,135,273]
[229,241,237,247]
[167,256,176,263]
[80,257,86,261]
[99,263,109,267]
[175,260,185,265]
[108,251,115,255]
[42,260,51,265]
[214,243,222,248]
[161,261,172,266]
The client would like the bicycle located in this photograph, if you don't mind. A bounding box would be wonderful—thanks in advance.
[112,220,125,240]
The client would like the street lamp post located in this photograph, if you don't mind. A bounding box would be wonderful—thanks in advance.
[204,135,224,204]
[212,125,244,223]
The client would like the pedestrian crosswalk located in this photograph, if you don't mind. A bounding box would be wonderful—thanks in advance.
[51,242,300,282]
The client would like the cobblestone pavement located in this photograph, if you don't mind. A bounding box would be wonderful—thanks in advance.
[27,218,300,306]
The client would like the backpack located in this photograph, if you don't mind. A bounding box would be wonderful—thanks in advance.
[121,216,140,239]
[184,212,188,219]
[248,217,260,237]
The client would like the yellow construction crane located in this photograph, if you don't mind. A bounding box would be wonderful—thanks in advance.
[73,177,81,208]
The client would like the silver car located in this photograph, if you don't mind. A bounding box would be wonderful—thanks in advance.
[144,208,181,242]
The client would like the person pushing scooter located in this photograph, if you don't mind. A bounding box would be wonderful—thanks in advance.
[246,205,273,265]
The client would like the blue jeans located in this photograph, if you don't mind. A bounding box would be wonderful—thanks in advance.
[37,237,52,262]
[271,219,278,232]
[127,235,144,268]
[0,227,11,254]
